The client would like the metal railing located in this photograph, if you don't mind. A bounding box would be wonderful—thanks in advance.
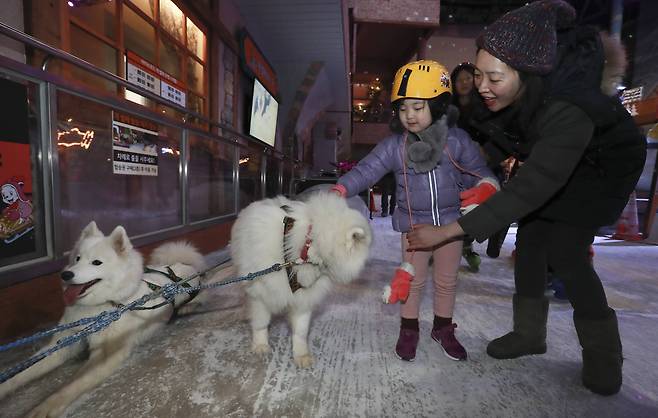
[0,21,292,159]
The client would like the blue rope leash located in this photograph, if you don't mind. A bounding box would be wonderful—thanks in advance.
[0,316,98,353]
[0,262,287,384]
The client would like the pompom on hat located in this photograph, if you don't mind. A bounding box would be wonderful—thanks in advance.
[476,0,577,75]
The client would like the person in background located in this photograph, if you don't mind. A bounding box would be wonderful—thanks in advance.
[379,172,396,217]
[450,62,490,144]
[450,62,490,271]
[331,60,499,362]
[407,0,646,395]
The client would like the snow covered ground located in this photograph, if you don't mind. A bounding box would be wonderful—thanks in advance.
[2,216,657,417]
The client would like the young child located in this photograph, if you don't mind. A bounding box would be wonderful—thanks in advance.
[331,60,498,361]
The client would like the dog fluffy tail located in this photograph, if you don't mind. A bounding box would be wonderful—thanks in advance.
[149,241,206,272]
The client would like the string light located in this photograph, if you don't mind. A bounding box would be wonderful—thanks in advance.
[57,128,95,149]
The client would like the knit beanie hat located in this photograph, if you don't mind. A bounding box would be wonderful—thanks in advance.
[476,0,577,75]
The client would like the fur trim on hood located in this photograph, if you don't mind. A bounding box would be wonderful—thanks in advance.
[599,31,628,96]
[405,117,447,174]
[404,105,460,174]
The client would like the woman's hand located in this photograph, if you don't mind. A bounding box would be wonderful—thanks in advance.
[406,222,465,250]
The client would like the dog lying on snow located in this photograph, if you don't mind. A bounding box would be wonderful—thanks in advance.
[0,221,206,418]
[230,192,372,367]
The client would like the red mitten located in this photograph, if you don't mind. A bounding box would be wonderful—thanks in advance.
[460,180,498,214]
[382,262,415,304]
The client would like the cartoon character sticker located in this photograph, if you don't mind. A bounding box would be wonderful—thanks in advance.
[440,72,451,89]
[0,177,34,243]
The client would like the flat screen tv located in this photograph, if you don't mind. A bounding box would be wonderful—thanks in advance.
[249,78,278,147]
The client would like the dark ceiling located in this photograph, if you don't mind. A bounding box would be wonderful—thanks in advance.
[353,23,434,82]
[439,0,530,25]
[351,0,641,87]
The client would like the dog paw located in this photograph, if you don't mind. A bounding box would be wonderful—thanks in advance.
[27,398,67,418]
[252,343,271,354]
[293,354,314,368]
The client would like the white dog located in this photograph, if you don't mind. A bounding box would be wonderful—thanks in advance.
[0,221,206,418]
[231,192,372,367]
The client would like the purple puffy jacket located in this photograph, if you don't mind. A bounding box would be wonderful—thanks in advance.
[338,127,497,233]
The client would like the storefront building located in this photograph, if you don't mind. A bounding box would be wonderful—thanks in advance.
[0,0,298,340]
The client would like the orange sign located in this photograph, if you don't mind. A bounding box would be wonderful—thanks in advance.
[241,32,278,96]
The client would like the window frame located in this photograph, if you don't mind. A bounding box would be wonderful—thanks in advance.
[66,0,209,116]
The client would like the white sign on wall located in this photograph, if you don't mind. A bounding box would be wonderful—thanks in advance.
[125,51,186,108]
[126,61,160,95]
[161,80,186,107]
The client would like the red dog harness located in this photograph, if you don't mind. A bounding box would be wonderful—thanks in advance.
[281,205,313,293]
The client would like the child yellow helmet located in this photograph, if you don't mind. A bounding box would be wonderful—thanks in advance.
[391,60,452,102]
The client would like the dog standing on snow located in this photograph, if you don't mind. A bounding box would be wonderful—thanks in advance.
[231,192,372,367]
[0,221,206,418]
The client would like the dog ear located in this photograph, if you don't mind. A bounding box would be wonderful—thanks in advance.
[109,226,133,254]
[80,221,102,239]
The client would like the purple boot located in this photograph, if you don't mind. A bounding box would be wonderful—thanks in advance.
[431,323,467,361]
[395,328,419,361]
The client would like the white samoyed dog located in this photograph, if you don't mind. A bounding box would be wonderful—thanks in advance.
[231,192,372,367]
[0,221,206,418]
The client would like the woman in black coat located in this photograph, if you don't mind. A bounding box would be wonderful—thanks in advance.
[407,0,646,396]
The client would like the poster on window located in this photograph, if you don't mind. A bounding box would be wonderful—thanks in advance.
[0,78,35,260]
[112,112,159,176]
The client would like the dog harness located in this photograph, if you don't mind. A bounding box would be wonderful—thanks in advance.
[281,205,313,293]
[116,266,200,311]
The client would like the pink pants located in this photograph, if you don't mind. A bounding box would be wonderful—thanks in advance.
[400,233,463,319]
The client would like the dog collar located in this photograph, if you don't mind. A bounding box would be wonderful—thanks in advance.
[281,205,313,293]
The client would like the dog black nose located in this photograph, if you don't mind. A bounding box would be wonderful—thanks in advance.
[61,271,74,281]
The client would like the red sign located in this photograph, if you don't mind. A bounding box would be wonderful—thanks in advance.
[0,142,32,193]
[241,32,278,96]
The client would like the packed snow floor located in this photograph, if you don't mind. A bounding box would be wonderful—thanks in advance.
[2,216,657,417]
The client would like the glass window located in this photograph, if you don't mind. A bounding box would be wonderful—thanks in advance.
[159,35,183,79]
[265,157,281,197]
[56,92,182,250]
[187,93,204,117]
[188,134,235,221]
[70,25,117,74]
[66,0,207,116]
[124,5,156,63]
[128,0,156,19]
[0,77,47,272]
[187,57,204,95]
[159,0,184,43]
[69,25,118,92]
[282,161,294,196]
[69,0,117,41]
[186,17,205,60]
[239,145,262,208]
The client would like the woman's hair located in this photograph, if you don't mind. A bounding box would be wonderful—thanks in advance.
[511,71,545,134]
[389,92,451,134]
